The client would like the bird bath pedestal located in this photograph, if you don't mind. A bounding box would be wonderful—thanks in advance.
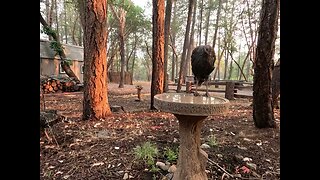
[154,93,229,180]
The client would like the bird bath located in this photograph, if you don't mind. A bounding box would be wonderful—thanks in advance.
[154,93,229,180]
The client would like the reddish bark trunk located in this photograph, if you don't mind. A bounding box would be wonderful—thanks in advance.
[82,0,111,120]
[151,0,165,109]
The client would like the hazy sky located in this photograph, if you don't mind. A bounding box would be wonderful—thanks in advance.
[132,0,151,16]
[132,0,150,8]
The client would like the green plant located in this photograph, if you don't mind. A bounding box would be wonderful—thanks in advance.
[133,141,158,167]
[164,147,178,162]
[207,135,218,147]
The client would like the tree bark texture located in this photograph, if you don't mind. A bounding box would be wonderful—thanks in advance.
[253,0,279,128]
[118,9,126,88]
[173,115,208,180]
[82,0,111,120]
[150,0,165,110]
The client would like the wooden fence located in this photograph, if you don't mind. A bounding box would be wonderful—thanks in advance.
[169,80,253,100]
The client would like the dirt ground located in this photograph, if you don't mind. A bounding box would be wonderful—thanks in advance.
[40,82,280,180]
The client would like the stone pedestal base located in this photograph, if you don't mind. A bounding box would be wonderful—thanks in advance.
[173,115,208,180]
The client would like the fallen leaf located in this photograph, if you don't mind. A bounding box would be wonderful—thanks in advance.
[91,162,104,167]
[240,166,250,173]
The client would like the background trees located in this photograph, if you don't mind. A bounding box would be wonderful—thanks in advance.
[41,0,280,85]
[40,0,280,125]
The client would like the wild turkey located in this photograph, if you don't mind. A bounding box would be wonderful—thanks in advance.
[40,110,64,143]
[191,45,216,96]
[40,110,64,129]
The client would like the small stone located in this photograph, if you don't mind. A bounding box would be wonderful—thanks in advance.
[237,145,248,150]
[156,161,169,171]
[164,173,173,180]
[200,143,211,149]
[173,138,178,143]
[168,165,177,173]
[147,135,155,139]
[265,159,271,163]
[234,154,243,161]
[216,154,223,158]
[243,157,252,162]
[246,162,257,170]
[123,172,129,179]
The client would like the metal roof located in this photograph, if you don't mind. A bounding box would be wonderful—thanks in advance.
[40,39,83,61]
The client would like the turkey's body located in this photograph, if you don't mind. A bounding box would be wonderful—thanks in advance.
[191,45,216,96]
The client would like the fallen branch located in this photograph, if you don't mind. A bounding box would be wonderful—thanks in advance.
[207,157,262,180]
[207,157,234,178]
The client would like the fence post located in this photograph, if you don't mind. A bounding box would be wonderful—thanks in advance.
[225,81,235,100]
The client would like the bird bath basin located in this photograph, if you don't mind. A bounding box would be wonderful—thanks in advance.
[154,93,229,180]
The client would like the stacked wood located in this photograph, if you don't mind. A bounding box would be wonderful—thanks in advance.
[40,75,83,94]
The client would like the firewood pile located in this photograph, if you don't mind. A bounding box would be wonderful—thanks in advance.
[40,75,83,93]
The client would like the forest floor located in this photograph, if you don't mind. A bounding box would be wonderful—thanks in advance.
[40,82,280,180]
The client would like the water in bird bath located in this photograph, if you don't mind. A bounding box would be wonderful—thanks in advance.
[159,93,226,104]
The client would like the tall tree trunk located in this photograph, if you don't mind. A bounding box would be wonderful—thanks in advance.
[171,0,177,82]
[223,38,229,80]
[48,0,54,40]
[186,0,197,77]
[176,0,195,92]
[76,0,85,46]
[271,58,280,109]
[163,0,173,92]
[131,34,137,84]
[144,40,152,81]
[82,0,111,120]
[253,0,279,128]
[151,0,165,109]
[198,0,204,46]
[204,0,212,45]
[72,14,79,45]
[212,0,222,49]
[64,0,68,43]
[40,13,81,84]
[110,5,127,88]
[118,9,126,88]
[79,25,82,46]
[54,0,60,41]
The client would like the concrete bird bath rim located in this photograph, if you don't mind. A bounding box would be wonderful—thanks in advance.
[154,93,230,180]
[154,92,229,116]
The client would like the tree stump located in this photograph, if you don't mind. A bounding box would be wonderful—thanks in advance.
[173,115,208,180]
[110,105,125,113]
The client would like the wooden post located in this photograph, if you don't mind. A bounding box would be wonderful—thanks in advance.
[135,85,143,101]
[186,82,192,93]
[225,81,235,100]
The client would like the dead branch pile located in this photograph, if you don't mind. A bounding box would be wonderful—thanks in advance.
[40,75,83,93]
